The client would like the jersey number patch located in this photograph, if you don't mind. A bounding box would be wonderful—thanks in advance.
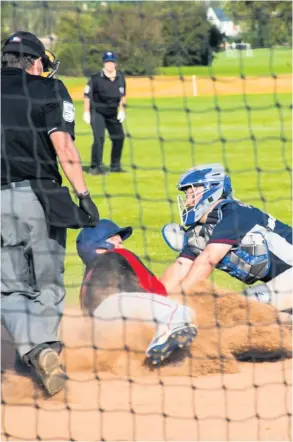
[63,101,75,123]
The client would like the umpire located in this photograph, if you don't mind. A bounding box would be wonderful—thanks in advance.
[83,51,127,175]
[1,31,99,396]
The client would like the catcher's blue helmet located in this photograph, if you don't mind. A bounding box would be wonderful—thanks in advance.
[177,163,233,226]
[76,219,132,265]
[102,51,117,63]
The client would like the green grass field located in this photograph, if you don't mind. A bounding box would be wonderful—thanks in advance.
[59,48,292,91]
[63,90,292,305]
[159,47,292,77]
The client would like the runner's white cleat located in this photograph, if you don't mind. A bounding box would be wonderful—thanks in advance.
[146,324,197,365]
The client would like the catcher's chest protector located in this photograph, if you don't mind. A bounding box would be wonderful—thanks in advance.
[185,200,270,284]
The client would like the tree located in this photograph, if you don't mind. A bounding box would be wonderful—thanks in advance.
[158,2,224,67]
[1,1,59,38]
[224,1,292,47]
[1,2,14,41]
[2,1,226,75]
[54,2,165,76]
[89,3,165,76]
[54,9,100,76]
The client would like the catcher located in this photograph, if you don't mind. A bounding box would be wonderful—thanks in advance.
[76,219,197,365]
[161,163,292,314]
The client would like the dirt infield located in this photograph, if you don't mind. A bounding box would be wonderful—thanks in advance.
[2,359,292,441]
[69,74,292,100]
[2,289,292,441]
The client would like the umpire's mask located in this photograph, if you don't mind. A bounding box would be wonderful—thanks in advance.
[41,49,60,78]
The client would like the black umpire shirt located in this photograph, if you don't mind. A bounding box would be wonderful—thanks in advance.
[84,70,126,116]
[1,67,75,186]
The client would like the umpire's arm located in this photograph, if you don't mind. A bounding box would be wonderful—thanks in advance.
[119,74,126,112]
[83,78,92,124]
[45,80,88,195]
[50,132,88,195]
[84,81,91,113]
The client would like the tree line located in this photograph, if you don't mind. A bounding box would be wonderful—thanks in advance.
[1,1,292,77]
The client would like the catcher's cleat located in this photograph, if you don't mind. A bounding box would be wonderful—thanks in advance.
[33,348,66,396]
[146,324,197,365]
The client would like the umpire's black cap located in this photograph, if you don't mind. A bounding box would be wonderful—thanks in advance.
[2,31,55,72]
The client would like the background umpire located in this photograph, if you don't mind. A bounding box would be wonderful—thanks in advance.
[1,31,99,396]
[83,51,127,175]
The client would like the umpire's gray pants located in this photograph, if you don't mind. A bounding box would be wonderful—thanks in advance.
[1,183,66,360]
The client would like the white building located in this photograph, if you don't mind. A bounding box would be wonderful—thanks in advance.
[207,7,240,38]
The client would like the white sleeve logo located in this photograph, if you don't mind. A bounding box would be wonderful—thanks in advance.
[84,85,90,94]
[63,101,75,123]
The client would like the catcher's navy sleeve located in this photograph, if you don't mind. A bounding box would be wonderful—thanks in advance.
[44,80,75,140]
[208,202,270,246]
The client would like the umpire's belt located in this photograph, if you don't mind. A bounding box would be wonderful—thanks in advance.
[1,180,31,190]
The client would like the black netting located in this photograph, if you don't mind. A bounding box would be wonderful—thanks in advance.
[1,1,292,441]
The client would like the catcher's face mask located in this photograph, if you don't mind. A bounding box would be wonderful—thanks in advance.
[41,50,60,78]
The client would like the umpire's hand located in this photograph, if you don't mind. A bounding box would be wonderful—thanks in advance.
[117,109,126,123]
[78,192,100,225]
[83,111,91,125]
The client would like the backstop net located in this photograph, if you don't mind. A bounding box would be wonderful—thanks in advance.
[1,1,292,441]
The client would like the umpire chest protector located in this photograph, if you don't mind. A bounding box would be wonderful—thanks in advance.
[185,200,271,284]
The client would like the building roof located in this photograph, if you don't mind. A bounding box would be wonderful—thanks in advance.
[213,7,231,22]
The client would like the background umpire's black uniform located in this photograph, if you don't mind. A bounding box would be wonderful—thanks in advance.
[85,67,126,174]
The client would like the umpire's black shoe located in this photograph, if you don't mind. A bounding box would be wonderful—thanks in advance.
[33,348,66,396]
[110,166,127,173]
[14,353,32,377]
[88,166,109,175]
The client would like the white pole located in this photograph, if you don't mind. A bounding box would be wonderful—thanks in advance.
[192,75,197,97]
